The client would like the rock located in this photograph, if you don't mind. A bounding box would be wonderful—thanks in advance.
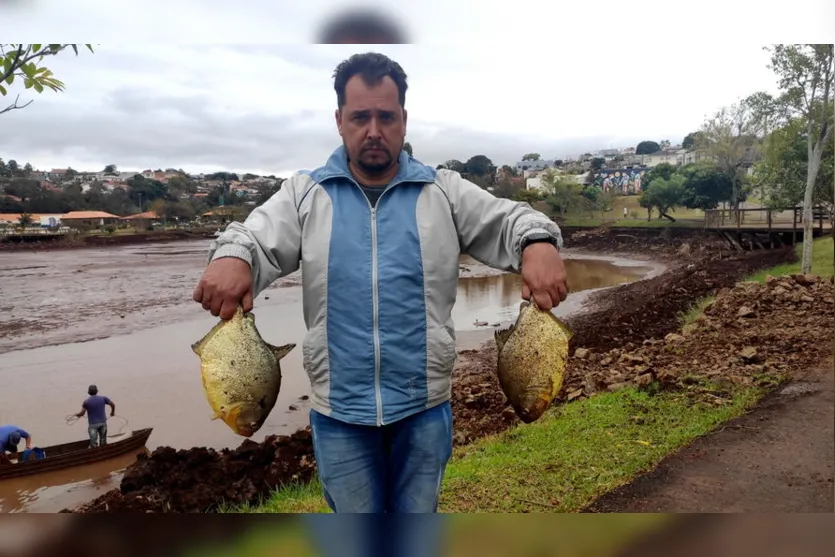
[665,333,686,344]
[681,323,699,337]
[800,295,814,303]
[574,348,590,360]
[739,346,759,363]
[566,388,584,401]
[791,274,818,286]
[599,357,613,366]
[634,373,655,388]
[737,306,756,318]
[607,382,629,392]
[619,353,644,364]
[454,432,467,445]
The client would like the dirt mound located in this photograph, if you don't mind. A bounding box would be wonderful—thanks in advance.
[565,274,834,398]
[72,429,314,513]
[564,226,726,258]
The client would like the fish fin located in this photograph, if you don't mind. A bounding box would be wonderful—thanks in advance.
[494,325,514,353]
[519,300,532,312]
[267,342,296,361]
[191,318,228,356]
[210,411,223,421]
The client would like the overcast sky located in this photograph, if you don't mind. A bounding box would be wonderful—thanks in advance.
[2,0,833,177]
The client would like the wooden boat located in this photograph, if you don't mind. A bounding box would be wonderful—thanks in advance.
[0,428,153,480]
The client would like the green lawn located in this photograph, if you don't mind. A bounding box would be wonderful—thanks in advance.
[229,381,763,515]
[185,514,677,557]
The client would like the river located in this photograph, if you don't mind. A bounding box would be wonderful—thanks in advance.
[0,239,663,512]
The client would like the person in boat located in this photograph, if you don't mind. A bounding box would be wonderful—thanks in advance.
[74,385,115,448]
[0,425,32,458]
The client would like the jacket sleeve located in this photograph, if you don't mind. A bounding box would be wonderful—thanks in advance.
[438,169,564,273]
[206,174,307,298]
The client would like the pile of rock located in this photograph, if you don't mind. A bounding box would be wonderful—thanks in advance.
[563,274,834,400]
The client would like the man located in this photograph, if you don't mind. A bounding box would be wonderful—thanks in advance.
[193,52,568,513]
[0,424,32,458]
[75,384,115,448]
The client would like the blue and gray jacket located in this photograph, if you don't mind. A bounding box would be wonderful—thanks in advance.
[208,146,563,427]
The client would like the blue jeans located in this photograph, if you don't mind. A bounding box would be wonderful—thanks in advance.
[88,423,107,447]
[309,401,453,513]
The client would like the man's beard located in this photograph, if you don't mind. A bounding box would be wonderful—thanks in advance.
[350,142,396,174]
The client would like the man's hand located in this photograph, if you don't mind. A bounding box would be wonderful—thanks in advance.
[521,242,569,311]
[192,257,254,320]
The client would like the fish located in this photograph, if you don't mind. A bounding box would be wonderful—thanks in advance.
[190,306,295,437]
[494,300,573,424]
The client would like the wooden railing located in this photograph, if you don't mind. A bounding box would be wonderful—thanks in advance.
[703,206,830,233]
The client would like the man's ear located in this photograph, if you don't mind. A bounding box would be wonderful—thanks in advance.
[335,109,343,137]
[402,108,408,137]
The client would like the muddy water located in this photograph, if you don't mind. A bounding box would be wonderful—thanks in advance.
[0,240,660,512]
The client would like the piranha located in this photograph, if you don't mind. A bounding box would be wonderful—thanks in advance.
[494,300,573,424]
[191,306,295,437]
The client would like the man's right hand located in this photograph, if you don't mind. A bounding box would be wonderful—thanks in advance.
[192,257,254,320]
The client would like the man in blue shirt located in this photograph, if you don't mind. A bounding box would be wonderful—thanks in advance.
[0,425,32,458]
[74,385,115,448]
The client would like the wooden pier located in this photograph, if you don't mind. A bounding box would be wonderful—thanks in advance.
[704,206,832,251]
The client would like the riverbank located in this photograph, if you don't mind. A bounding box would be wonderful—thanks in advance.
[0,228,216,252]
[67,227,802,513]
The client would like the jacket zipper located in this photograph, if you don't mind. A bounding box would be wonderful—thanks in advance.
[352,179,403,427]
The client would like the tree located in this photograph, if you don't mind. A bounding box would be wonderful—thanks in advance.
[104,164,118,175]
[659,140,671,150]
[590,157,605,171]
[638,175,685,221]
[17,213,34,229]
[678,162,734,210]
[521,153,541,161]
[463,155,495,178]
[540,170,585,217]
[682,132,704,149]
[697,99,760,211]
[754,115,834,217]
[761,44,834,274]
[636,141,661,155]
[1,44,94,115]
[641,162,676,191]
[403,141,413,156]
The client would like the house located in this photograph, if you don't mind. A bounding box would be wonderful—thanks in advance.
[515,159,555,174]
[60,211,122,227]
[122,211,160,227]
[0,213,64,227]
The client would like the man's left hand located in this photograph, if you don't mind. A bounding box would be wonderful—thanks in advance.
[521,242,569,311]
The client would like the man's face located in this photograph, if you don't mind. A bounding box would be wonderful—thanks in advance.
[336,74,407,175]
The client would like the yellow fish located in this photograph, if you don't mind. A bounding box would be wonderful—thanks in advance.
[191,307,295,437]
[494,300,573,423]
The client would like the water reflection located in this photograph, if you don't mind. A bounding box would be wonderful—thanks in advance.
[453,257,652,331]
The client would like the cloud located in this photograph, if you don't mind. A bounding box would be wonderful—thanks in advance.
[2,4,824,176]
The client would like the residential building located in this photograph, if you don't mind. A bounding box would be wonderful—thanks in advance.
[60,211,121,227]
[515,159,555,174]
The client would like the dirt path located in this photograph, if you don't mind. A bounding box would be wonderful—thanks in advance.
[586,354,834,513]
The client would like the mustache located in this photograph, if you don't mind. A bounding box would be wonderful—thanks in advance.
[362,142,389,152]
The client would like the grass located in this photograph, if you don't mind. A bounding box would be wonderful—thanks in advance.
[185,514,678,557]
[230,381,763,515]
[745,235,833,283]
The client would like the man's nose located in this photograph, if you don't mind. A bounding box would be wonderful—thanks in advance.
[366,118,382,139]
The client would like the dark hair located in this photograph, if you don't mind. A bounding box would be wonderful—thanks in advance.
[333,52,408,108]
[88,384,98,396]
[318,10,409,44]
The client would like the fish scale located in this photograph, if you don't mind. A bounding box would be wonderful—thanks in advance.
[191,307,295,437]
[494,300,573,423]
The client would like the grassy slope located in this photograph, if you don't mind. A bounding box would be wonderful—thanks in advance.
[231,235,833,516]
[188,515,678,557]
